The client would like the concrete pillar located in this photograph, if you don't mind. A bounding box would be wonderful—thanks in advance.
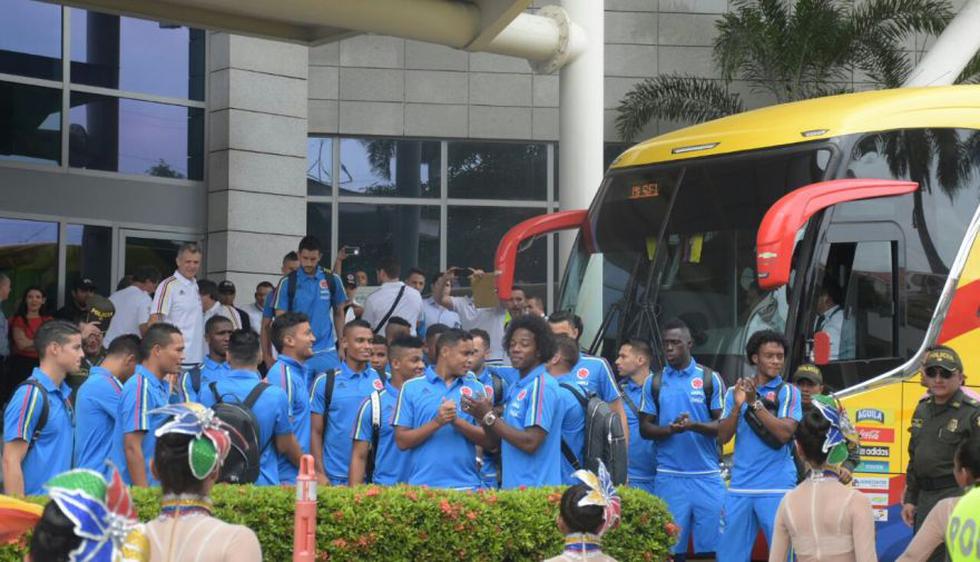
[207,32,309,292]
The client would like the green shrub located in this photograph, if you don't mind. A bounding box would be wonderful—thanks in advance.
[0,484,674,561]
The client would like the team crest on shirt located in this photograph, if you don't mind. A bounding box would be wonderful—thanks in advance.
[576,368,589,380]
[319,279,328,289]
[461,386,473,397]
[691,377,704,390]
[373,379,384,391]
[517,389,528,401]
[765,391,776,401]
[484,384,494,399]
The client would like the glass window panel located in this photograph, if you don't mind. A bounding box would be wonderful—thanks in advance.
[123,236,189,282]
[69,92,204,180]
[0,81,61,166]
[339,204,439,285]
[448,141,548,200]
[0,0,62,80]
[306,202,332,252]
[0,218,58,317]
[339,138,440,197]
[66,224,112,300]
[70,9,205,100]
[307,138,333,196]
[447,206,548,286]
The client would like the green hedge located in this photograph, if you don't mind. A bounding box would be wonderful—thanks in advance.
[1,484,675,561]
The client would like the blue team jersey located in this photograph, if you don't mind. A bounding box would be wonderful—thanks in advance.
[176,356,229,403]
[392,367,487,489]
[501,365,564,489]
[556,381,586,485]
[74,367,124,477]
[268,355,312,483]
[310,363,383,482]
[352,382,409,485]
[621,374,657,481]
[273,268,346,354]
[3,368,75,495]
[722,376,802,492]
[558,354,621,403]
[200,369,292,486]
[112,365,170,485]
[639,360,725,474]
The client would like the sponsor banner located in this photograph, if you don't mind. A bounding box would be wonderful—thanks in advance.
[857,461,890,473]
[873,508,889,522]
[856,426,896,443]
[863,492,889,507]
[854,408,894,425]
[860,445,891,458]
[854,477,890,491]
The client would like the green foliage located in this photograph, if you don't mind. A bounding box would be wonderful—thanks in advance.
[0,485,674,562]
[617,0,964,141]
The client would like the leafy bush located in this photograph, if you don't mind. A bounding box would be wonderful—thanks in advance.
[0,484,675,561]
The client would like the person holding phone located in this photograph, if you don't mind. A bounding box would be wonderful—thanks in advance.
[432,268,514,364]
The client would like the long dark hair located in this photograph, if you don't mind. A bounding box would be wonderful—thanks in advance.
[15,285,47,321]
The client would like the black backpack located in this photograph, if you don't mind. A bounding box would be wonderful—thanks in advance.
[487,368,505,407]
[208,381,269,484]
[559,383,628,485]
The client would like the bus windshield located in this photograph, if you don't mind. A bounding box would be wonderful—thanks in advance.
[559,143,835,378]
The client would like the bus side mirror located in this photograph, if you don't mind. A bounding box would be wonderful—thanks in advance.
[813,331,831,365]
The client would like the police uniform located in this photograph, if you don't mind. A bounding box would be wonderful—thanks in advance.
[904,347,980,562]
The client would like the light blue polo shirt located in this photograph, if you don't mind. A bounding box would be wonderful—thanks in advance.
[639,359,725,474]
[558,354,621,403]
[200,369,292,486]
[353,381,409,485]
[74,366,123,477]
[722,375,802,493]
[501,365,564,489]
[112,364,170,485]
[176,356,229,403]
[392,367,487,489]
[310,363,383,483]
[273,268,346,355]
[621,374,657,482]
[3,368,75,495]
[268,354,311,483]
[556,380,586,485]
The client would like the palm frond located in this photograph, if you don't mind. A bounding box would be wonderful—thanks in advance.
[848,0,952,43]
[615,75,743,142]
[956,52,980,84]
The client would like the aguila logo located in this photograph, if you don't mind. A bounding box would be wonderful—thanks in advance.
[855,409,886,423]
[691,378,704,390]
[460,386,473,397]
[576,368,589,380]
[372,379,384,391]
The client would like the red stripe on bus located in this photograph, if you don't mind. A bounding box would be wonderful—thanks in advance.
[938,279,980,343]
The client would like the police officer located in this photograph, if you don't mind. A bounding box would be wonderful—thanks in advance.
[902,345,980,562]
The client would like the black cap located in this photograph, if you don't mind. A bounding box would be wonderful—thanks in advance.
[217,280,236,294]
[85,294,115,332]
[344,273,357,288]
[793,363,823,385]
[75,278,96,291]
[924,346,962,372]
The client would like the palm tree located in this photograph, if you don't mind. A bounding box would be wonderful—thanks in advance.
[615,0,979,142]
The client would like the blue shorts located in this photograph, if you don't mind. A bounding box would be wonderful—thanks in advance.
[716,492,786,562]
[655,473,725,555]
[629,478,657,496]
[305,350,341,391]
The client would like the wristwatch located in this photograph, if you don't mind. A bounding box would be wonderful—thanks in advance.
[752,399,765,412]
[482,411,498,427]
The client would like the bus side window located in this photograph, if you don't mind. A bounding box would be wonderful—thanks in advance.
[808,238,900,390]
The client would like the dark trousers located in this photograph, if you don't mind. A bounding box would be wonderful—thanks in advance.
[914,486,963,562]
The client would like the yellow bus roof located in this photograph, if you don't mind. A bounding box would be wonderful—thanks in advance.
[611,85,980,169]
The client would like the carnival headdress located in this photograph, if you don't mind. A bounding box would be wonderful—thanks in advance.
[150,402,247,480]
[811,398,845,454]
[44,466,148,562]
[571,460,622,536]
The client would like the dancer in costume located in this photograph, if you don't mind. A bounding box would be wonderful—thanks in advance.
[545,461,622,562]
[27,465,148,562]
[144,403,262,562]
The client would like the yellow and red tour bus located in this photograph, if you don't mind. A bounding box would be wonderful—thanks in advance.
[495,85,980,560]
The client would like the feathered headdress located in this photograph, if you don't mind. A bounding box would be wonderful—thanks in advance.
[571,460,622,536]
[811,398,845,455]
[150,402,247,480]
[44,465,148,562]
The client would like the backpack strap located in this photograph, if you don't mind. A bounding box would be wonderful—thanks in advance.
[208,381,223,404]
[189,366,202,395]
[16,380,49,442]
[490,370,504,407]
[243,382,270,410]
[367,390,382,480]
[651,371,663,418]
[286,269,298,312]
[697,363,721,420]
[321,369,338,432]
[557,382,587,470]
[373,284,407,335]
[561,439,582,471]
[617,379,640,417]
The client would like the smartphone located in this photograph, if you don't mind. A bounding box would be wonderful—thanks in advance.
[344,246,360,256]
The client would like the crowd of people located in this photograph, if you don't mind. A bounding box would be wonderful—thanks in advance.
[0,234,977,562]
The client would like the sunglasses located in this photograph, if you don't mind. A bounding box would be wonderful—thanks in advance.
[924,367,956,379]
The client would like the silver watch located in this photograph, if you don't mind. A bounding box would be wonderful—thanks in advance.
[752,399,765,411]
[482,411,498,427]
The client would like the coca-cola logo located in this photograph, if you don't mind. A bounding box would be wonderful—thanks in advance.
[856,426,895,443]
